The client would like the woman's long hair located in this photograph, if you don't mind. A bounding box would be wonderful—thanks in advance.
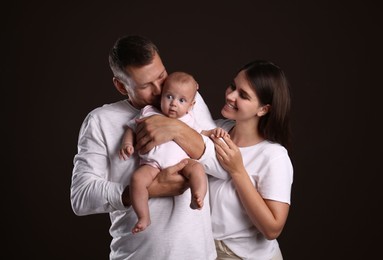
[239,60,292,151]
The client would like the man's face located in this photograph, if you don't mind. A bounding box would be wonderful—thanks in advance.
[124,52,168,109]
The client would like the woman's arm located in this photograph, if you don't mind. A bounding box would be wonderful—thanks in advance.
[211,135,290,240]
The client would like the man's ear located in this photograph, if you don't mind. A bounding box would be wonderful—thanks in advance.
[113,77,128,95]
[258,104,270,117]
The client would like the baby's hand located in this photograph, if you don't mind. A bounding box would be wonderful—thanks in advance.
[201,127,229,139]
[119,144,134,160]
[212,127,229,138]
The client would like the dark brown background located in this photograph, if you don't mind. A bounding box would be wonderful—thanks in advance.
[6,1,382,259]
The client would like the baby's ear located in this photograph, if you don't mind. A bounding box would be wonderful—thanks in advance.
[189,100,196,111]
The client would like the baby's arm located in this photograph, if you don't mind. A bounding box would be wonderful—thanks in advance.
[201,127,229,139]
[119,127,135,160]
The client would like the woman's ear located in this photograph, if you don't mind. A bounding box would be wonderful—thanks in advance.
[257,104,270,117]
[113,77,128,95]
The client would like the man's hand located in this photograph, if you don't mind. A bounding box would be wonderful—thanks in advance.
[122,159,190,207]
[135,115,179,154]
[135,114,205,159]
[148,159,190,197]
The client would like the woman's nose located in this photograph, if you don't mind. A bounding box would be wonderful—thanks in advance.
[226,90,236,100]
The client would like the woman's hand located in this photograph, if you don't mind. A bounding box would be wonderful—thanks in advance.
[210,135,246,176]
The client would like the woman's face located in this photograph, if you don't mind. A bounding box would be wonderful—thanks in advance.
[221,70,266,121]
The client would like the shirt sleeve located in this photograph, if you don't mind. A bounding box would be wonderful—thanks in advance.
[257,152,293,205]
[199,135,230,179]
[193,92,216,130]
[70,113,127,216]
[198,119,235,179]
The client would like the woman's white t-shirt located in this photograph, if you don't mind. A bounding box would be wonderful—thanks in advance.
[199,119,293,260]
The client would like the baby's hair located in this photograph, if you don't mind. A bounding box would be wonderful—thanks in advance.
[164,71,199,96]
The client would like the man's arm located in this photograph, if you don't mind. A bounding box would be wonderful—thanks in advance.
[134,115,205,159]
[121,159,189,206]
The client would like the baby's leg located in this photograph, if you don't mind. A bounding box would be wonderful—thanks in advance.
[130,165,160,234]
[181,159,207,210]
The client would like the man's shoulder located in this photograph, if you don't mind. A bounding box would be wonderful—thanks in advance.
[89,99,137,118]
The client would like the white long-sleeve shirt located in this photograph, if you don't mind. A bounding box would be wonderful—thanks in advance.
[71,92,217,260]
[199,119,294,260]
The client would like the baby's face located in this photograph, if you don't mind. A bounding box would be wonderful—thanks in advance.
[160,81,196,118]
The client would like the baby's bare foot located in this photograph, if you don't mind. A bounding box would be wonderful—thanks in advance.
[132,218,151,234]
[190,195,204,210]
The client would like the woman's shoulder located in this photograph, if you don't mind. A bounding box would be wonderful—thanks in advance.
[214,119,235,131]
[259,141,289,158]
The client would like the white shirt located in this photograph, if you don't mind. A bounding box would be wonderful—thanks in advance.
[199,119,294,260]
[71,92,217,260]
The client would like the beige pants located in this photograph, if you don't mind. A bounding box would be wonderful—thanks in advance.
[215,240,283,260]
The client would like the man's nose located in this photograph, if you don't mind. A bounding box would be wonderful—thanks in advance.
[152,82,162,95]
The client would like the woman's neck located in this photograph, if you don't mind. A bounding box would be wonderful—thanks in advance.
[229,120,264,147]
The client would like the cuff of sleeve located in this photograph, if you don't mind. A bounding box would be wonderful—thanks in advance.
[198,135,230,180]
[199,135,215,162]
[107,182,128,211]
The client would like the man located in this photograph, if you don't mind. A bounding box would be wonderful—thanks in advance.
[70,35,217,259]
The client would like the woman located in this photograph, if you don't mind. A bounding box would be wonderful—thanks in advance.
[200,60,293,260]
